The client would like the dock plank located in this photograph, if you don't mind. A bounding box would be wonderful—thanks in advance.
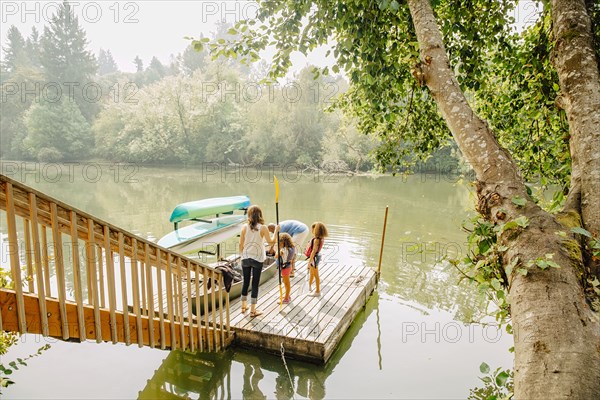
[227,260,376,363]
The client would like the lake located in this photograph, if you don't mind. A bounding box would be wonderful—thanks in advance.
[0,162,513,399]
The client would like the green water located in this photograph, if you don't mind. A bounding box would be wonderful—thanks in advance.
[1,163,512,399]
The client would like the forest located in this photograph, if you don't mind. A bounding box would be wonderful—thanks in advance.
[0,3,460,174]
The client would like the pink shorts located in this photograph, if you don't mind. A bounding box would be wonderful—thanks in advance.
[281,266,292,277]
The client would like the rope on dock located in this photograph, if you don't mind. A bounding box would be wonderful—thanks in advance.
[280,342,296,399]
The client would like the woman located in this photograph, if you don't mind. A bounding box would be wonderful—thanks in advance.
[239,205,278,317]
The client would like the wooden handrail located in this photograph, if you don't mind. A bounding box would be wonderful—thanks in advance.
[0,174,223,275]
[0,173,231,351]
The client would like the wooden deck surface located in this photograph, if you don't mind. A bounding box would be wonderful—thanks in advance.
[209,260,377,364]
[150,258,377,363]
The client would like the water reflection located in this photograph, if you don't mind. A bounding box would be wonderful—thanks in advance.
[139,293,379,400]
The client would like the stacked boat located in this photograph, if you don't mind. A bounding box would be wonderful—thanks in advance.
[157,196,277,314]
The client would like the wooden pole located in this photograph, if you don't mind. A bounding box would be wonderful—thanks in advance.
[29,193,49,336]
[70,211,86,341]
[87,220,102,342]
[5,183,27,334]
[50,202,69,339]
[377,206,389,280]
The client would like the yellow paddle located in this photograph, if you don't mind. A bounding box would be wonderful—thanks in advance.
[275,176,283,307]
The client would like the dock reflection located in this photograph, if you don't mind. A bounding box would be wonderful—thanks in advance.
[139,293,379,399]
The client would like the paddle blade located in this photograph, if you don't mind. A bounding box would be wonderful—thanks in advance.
[274,175,280,202]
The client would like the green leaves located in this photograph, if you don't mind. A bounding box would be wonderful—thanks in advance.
[480,362,490,374]
[571,227,593,238]
[459,215,512,325]
[496,371,510,387]
[511,196,526,207]
[500,216,529,232]
[0,343,50,393]
[470,363,514,400]
[525,253,561,270]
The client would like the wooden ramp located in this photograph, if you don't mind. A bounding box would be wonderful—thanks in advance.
[205,260,377,364]
[0,174,232,353]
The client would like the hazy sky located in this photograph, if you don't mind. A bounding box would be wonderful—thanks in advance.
[0,0,334,74]
[1,1,540,73]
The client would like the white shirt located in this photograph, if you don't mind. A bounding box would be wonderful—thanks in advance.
[241,223,266,262]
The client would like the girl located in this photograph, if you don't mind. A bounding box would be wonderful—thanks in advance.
[278,233,296,304]
[239,205,278,317]
[305,222,328,297]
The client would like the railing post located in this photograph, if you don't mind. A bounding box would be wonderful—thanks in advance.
[130,238,143,347]
[118,232,131,345]
[103,225,118,343]
[70,211,86,341]
[165,253,176,350]
[87,219,102,343]
[50,202,69,340]
[186,262,196,351]
[5,182,27,334]
[144,243,155,348]
[155,248,166,350]
[29,193,49,336]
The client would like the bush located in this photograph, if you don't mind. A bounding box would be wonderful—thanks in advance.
[36,147,63,162]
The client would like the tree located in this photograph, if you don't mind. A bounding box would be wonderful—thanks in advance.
[200,0,600,397]
[1,26,28,75]
[133,55,144,73]
[179,43,207,76]
[23,98,93,161]
[1,26,43,158]
[145,56,167,84]
[25,26,42,70]
[98,48,119,75]
[39,0,98,121]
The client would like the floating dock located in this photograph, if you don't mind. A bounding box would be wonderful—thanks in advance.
[207,259,377,364]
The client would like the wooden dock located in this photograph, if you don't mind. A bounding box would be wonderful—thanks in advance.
[207,259,377,364]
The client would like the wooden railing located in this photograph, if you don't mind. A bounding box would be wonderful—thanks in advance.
[0,174,231,352]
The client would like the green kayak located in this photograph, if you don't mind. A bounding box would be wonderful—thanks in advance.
[169,196,250,223]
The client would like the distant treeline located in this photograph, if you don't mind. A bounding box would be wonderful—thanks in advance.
[1,1,460,174]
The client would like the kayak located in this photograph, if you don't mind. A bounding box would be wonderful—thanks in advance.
[158,196,250,255]
[157,214,246,255]
[169,196,250,224]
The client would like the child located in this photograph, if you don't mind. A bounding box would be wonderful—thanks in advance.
[305,222,328,297]
[278,233,296,304]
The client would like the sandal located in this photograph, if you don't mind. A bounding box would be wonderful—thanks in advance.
[250,310,263,317]
[241,306,248,313]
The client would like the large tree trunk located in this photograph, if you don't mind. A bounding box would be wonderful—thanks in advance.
[407,0,600,397]
[552,0,600,272]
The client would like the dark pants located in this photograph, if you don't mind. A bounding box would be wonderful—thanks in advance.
[241,258,263,304]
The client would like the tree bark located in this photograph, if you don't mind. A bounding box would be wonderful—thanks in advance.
[407,0,600,397]
[552,0,600,273]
